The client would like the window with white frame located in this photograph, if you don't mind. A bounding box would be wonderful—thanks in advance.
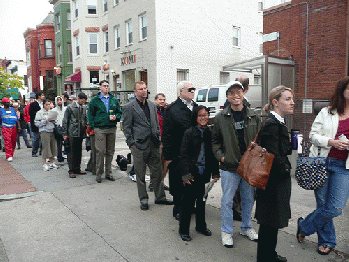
[114,25,120,49]
[75,36,80,56]
[177,69,189,83]
[67,11,71,29]
[89,33,98,54]
[44,39,53,57]
[74,0,78,18]
[232,26,241,47]
[258,1,263,12]
[125,20,133,45]
[68,42,73,62]
[114,0,119,5]
[104,0,108,12]
[26,49,31,65]
[87,0,97,14]
[104,31,109,52]
[139,13,147,40]
[55,14,61,32]
[57,45,62,64]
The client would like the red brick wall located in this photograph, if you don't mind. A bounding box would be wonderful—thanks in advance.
[263,0,348,135]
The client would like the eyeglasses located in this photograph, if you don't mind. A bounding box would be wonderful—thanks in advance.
[198,114,209,118]
[183,87,196,92]
[227,90,243,96]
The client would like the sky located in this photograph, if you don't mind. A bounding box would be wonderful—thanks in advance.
[0,0,53,61]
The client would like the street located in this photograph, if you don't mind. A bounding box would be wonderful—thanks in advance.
[0,126,348,262]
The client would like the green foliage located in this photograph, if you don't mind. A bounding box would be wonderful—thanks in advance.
[0,67,24,98]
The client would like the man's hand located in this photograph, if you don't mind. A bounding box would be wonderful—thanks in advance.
[183,179,194,185]
[63,136,68,141]
[220,157,225,163]
[109,115,116,121]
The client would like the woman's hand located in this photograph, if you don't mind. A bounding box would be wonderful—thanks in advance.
[183,179,194,185]
[328,139,349,150]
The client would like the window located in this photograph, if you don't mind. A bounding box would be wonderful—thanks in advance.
[208,88,219,102]
[44,39,53,57]
[104,0,108,12]
[139,13,147,40]
[55,14,61,32]
[38,41,41,58]
[196,89,208,102]
[45,70,54,91]
[125,20,133,45]
[232,26,241,47]
[89,33,98,54]
[90,71,99,84]
[104,31,109,52]
[26,49,31,65]
[87,0,97,14]
[67,11,71,29]
[68,43,73,62]
[114,0,119,4]
[220,72,230,84]
[114,25,120,49]
[259,32,263,53]
[75,36,80,56]
[57,45,62,64]
[74,0,78,18]
[177,69,189,83]
[258,1,263,12]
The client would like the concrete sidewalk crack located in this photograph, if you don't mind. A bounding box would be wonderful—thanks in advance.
[51,192,130,262]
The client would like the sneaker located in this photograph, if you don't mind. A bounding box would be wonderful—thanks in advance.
[129,174,137,182]
[7,157,13,162]
[145,174,150,182]
[43,164,50,171]
[221,231,234,248]
[50,163,59,169]
[240,228,258,242]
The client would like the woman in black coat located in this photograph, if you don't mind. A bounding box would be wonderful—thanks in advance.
[178,106,220,242]
[255,86,295,262]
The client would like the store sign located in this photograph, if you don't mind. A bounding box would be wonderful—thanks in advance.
[121,55,136,66]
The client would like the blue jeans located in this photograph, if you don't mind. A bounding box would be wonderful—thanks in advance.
[221,170,255,234]
[299,158,349,248]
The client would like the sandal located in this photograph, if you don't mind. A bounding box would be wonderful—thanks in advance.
[317,245,333,255]
[297,217,305,243]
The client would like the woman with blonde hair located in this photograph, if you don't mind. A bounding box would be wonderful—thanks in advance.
[255,85,295,262]
[297,77,349,255]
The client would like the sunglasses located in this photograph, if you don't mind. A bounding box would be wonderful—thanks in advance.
[185,87,196,92]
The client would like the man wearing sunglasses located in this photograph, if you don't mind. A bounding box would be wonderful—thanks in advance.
[163,81,198,220]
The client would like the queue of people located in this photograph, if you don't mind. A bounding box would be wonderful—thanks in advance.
[1,76,349,261]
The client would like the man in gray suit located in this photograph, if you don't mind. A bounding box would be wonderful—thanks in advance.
[122,81,173,210]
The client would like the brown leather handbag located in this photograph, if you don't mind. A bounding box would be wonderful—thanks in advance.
[237,126,274,190]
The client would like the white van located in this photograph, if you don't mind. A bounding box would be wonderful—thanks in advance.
[194,84,262,118]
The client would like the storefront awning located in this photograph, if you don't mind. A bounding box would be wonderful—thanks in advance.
[65,71,81,83]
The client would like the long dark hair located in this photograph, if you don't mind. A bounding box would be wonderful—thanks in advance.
[329,77,349,114]
[191,105,209,126]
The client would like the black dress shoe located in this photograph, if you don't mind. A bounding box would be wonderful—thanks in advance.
[27,145,32,148]
[96,177,102,183]
[106,175,116,181]
[140,203,149,210]
[196,228,212,236]
[297,217,305,243]
[77,171,87,175]
[275,254,287,262]
[179,231,192,242]
[155,199,174,205]
[164,185,170,191]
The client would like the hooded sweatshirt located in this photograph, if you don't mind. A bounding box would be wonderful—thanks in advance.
[52,96,66,127]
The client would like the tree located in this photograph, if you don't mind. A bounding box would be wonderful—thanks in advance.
[0,67,24,98]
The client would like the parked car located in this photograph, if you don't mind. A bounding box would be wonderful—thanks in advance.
[194,84,262,118]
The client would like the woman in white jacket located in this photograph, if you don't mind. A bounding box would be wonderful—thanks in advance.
[297,77,349,255]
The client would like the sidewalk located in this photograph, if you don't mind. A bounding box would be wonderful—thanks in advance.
[0,134,348,261]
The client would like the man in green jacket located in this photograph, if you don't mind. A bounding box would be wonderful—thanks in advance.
[212,81,261,248]
[88,80,122,183]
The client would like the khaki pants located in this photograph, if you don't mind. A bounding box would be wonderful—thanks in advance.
[94,127,116,178]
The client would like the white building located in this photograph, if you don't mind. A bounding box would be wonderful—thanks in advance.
[71,0,263,104]
[7,60,29,96]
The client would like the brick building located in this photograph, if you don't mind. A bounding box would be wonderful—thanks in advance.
[263,0,349,134]
[23,12,56,94]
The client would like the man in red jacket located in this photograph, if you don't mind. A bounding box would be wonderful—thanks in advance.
[24,97,35,139]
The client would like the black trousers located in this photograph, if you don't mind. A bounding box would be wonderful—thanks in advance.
[67,137,83,173]
[179,179,206,235]
[257,224,279,262]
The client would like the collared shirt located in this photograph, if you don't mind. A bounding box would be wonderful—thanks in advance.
[180,97,194,111]
[136,98,150,122]
[99,93,110,112]
[36,100,43,109]
[271,111,285,124]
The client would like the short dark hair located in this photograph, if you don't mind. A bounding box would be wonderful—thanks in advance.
[191,105,209,126]
[155,93,165,100]
[99,80,109,86]
[78,92,87,100]
[36,90,43,99]
[43,99,51,105]
[63,93,69,99]
[329,77,349,115]
[134,81,146,90]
